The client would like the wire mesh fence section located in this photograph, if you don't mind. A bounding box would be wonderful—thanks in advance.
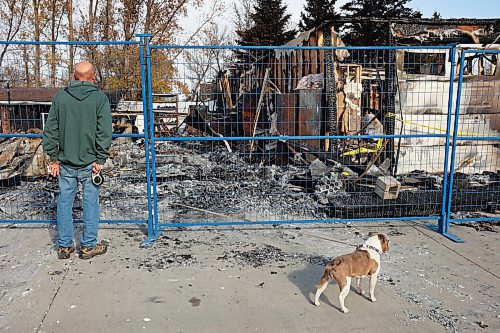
[148,45,462,226]
[449,50,500,220]
[1,41,498,229]
[0,41,149,223]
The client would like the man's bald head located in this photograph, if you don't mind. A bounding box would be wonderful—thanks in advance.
[73,61,96,82]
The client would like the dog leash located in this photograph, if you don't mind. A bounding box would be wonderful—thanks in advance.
[300,232,383,254]
[299,232,358,247]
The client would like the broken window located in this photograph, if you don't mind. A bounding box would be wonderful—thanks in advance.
[403,52,446,76]
[464,54,497,76]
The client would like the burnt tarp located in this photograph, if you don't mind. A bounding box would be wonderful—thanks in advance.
[0,129,48,180]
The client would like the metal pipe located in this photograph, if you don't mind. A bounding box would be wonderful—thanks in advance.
[445,50,467,233]
[439,45,457,235]
[145,35,160,237]
[137,33,154,240]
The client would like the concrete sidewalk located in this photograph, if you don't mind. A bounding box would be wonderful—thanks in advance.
[1,221,499,333]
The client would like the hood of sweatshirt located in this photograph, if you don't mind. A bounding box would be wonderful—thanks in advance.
[64,81,99,101]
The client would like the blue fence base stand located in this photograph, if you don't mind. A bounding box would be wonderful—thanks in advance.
[425,223,465,243]
[140,234,159,247]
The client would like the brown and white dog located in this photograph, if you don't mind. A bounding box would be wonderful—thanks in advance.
[313,232,390,313]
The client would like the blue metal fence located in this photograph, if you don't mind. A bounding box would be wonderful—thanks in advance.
[0,36,498,243]
[0,39,150,226]
[445,49,500,230]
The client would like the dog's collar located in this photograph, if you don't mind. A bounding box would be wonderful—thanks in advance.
[357,245,382,255]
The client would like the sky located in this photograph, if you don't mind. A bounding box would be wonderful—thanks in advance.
[285,0,500,25]
[180,0,500,43]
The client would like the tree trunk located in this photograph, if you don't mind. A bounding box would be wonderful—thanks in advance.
[68,0,74,72]
[33,0,41,88]
[23,47,30,87]
[87,0,98,61]
[50,0,57,88]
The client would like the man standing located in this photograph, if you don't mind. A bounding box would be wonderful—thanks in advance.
[43,61,112,260]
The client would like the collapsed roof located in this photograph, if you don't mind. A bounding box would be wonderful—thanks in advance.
[321,17,500,45]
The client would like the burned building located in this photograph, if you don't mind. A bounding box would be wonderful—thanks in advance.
[180,18,499,220]
[0,88,57,133]
[194,18,500,176]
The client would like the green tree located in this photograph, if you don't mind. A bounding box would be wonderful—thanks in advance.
[340,0,422,45]
[298,0,338,32]
[432,11,442,19]
[236,0,296,46]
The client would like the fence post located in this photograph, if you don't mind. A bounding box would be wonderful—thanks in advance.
[137,33,158,244]
[144,36,160,240]
[427,45,464,242]
[439,46,456,233]
[444,50,467,242]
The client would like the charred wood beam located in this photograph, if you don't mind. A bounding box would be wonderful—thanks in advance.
[249,68,270,158]
[189,106,232,153]
[323,26,338,157]
[384,23,396,175]
[1,106,10,134]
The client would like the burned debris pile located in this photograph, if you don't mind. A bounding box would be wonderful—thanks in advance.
[0,129,48,181]
[153,140,321,222]
[1,116,499,223]
[121,140,499,221]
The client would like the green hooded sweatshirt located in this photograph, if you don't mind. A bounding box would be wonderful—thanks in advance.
[42,81,112,168]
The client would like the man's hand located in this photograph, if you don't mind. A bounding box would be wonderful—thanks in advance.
[92,162,103,175]
[48,161,60,177]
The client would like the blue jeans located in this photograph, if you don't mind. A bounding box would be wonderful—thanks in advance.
[57,164,100,248]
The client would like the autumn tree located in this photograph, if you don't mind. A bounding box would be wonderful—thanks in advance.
[31,0,44,87]
[340,0,422,45]
[185,21,230,100]
[71,0,200,98]
[298,0,338,32]
[67,0,74,70]
[1,0,210,97]
[0,0,29,71]
[232,0,254,40]
[46,0,66,87]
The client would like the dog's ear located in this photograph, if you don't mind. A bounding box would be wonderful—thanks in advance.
[368,232,378,237]
[378,234,390,252]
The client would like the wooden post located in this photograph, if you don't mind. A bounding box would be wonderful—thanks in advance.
[310,34,318,74]
[1,106,11,134]
[249,68,271,158]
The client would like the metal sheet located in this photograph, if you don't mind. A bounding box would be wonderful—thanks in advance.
[276,93,296,136]
[297,89,322,149]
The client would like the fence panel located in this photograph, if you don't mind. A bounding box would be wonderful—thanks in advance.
[0,40,151,227]
[446,49,500,229]
[146,45,459,231]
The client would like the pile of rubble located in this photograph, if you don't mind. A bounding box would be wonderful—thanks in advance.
[0,137,499,223]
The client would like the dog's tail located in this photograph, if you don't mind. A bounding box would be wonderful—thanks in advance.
[332,258,342,267]
[316,260,341,288]
[328,258,343,278]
